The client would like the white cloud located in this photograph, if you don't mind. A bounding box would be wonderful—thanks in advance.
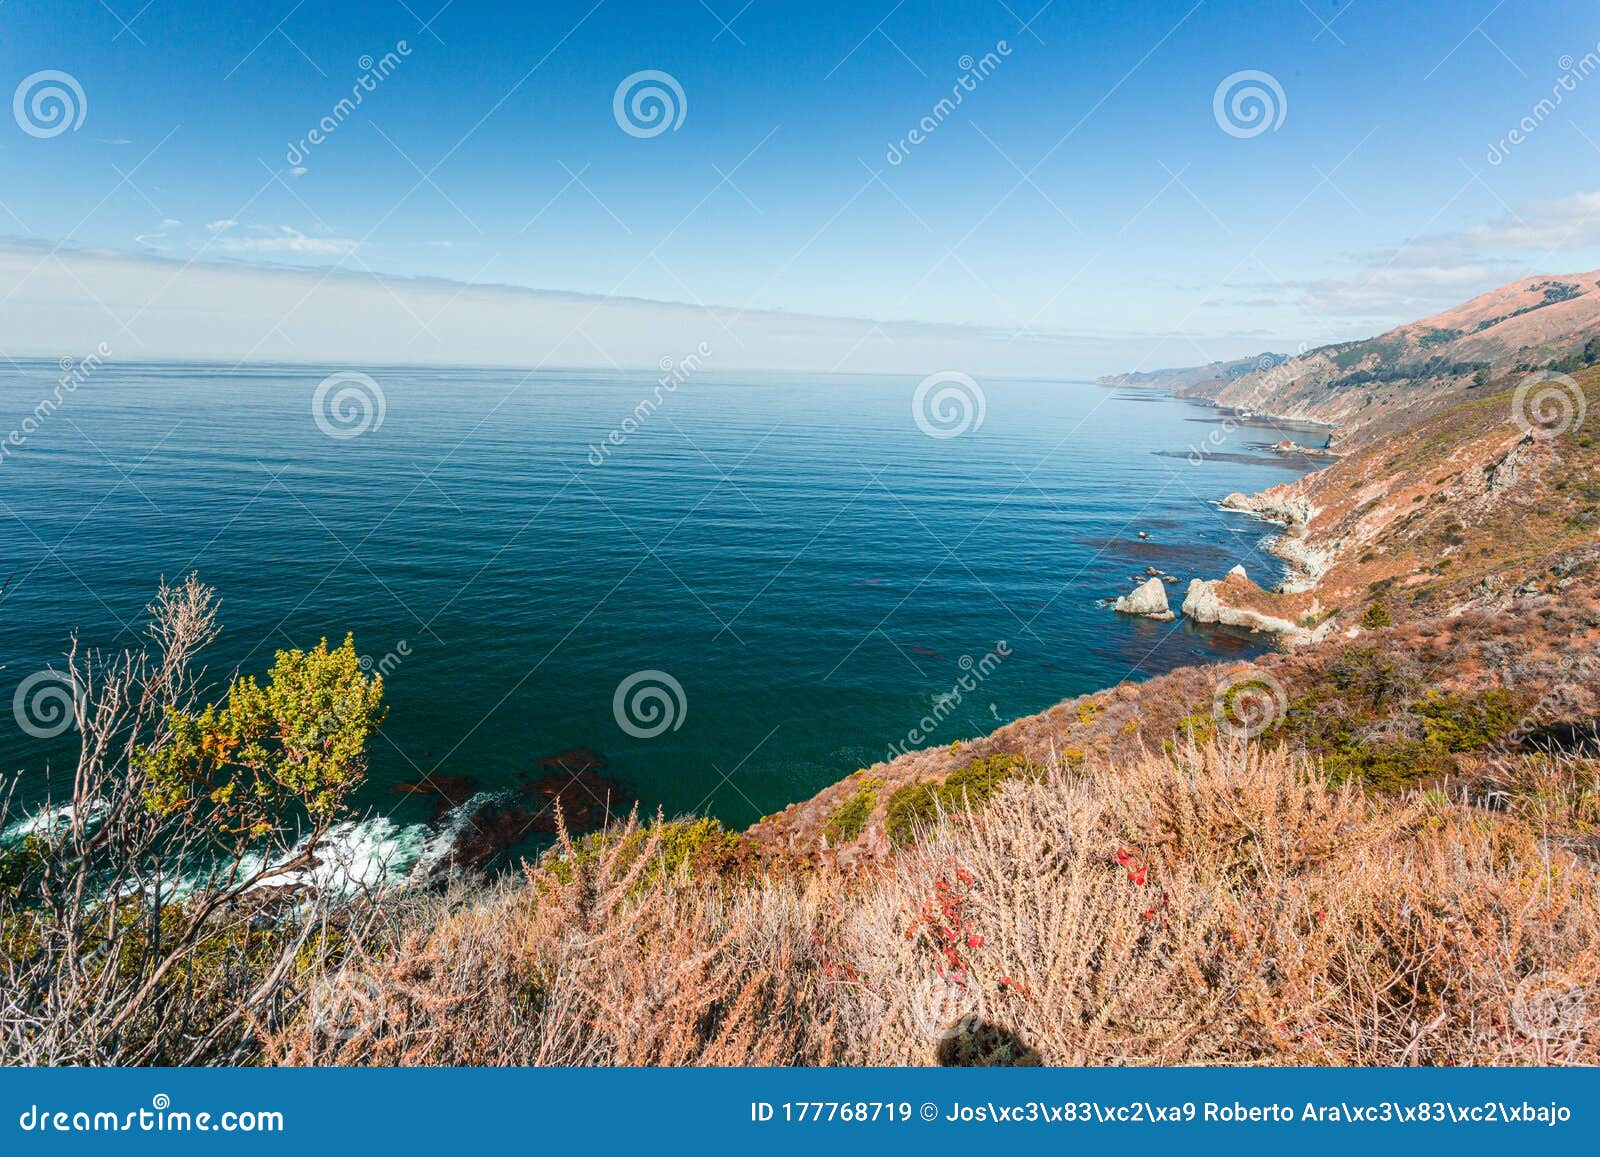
[1261,190,1600,322]
[205,219,238,232]
[213,226,356,255]
[0,239,1233,376]
[1445,190,1600,253]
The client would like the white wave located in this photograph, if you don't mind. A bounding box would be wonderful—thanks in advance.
[237,815,431,895]
[1,799,103,842]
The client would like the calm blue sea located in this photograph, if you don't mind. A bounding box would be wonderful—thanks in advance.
[1,361,1314,871]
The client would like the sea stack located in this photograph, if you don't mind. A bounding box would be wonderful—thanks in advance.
[1113,576,1175,620]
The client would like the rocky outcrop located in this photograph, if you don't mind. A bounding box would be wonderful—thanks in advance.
[521,765,635,833]
[1219,488,1334,592]
[1181,572,1329,646]
[410,792,542,883]
[392,774,479,821]
[1113,577,1175,620]
[537,746,609,776]
[1274,439,1339,459]
[409,756,636,885]
[1220,488,1317,527]
[1486,433,1537,495]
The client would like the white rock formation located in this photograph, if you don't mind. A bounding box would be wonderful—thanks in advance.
[1113,576,1175,620]
[1181,577,1328,645]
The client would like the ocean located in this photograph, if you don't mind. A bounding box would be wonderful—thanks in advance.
[1,360,1317,873]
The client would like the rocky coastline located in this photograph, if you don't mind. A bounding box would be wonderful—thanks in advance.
[1107,398,1341,645]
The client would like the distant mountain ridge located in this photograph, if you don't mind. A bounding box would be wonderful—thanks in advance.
[1097,351,1289,392]
[1109,270,1600,447]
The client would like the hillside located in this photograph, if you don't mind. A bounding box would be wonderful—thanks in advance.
[1218,369,1599,627]
[1145,270,1600,446]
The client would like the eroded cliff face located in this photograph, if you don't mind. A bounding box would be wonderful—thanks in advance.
[1173,364,1598,645]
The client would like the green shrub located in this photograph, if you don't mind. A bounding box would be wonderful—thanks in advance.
[1321,738,1453,793]
[136,634,385,829]
[1361,601,1393,629]
[884,753,1034,846]
[825,783,878,843]
[545,816,741,890]
[1281,666,1524,793]
[1418,689,1521,752]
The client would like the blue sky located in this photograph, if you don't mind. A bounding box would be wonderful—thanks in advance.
[2,0,1599,374]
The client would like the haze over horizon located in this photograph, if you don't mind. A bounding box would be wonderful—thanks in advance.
[4,0,1600,376]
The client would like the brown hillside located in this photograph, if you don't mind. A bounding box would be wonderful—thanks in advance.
[1170,270,1600,443]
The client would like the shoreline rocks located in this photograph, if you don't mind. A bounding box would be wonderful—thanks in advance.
[1273,438,1339,459]
[1181,568,1329,646]
[408,750,636,885]
[1113,576,1176,620]
[1218,490,1333,592]
[392,774,479,822]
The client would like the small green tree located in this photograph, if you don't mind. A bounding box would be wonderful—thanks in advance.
[1361,601,1393,629]
[1,580,391,1065]
[139,634,385,836]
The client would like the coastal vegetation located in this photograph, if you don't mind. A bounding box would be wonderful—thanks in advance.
[0,577,388,1065]
[263,741,1597,1066]
[4,578,1594,1064]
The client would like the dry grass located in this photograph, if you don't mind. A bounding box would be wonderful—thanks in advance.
[268,741,1599,1067]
